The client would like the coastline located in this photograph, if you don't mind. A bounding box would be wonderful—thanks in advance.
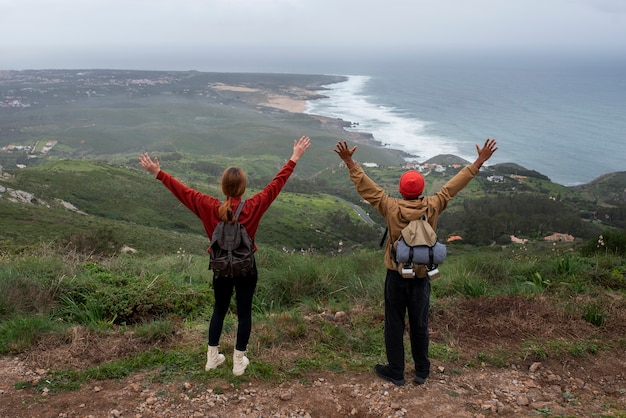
[260,78,561,183]
[260,86,574,183]
[239,77,439,162]
[250,83,385,149]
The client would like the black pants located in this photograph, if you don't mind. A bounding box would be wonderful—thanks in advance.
[384,268,431,380]
[208,262,258,351]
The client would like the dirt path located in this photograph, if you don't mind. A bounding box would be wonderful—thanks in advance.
[2,351,625,418]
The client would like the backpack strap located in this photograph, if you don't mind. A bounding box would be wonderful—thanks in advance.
[379,228,388,247]
[428,246,434,269]
[233,200,245,221]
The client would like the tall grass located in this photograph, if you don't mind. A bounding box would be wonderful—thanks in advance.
[255,247,384,311]
[2,240,624,330]
[0,315,63,353]
[0,238,624,385]
[434,242,626,299]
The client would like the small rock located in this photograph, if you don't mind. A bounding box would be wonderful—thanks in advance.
[530,401,552,410]
[549,384,562,393]
[334,311,348,321]
[547,373,561,382]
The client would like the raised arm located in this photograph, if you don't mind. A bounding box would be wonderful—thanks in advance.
[472,138,498,171]
[289,136,312,163]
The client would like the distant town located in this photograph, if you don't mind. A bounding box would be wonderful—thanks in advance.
[1,140,58,164]
[0,69,183,110]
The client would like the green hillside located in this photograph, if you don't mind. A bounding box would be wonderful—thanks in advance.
[0,159,383,254]
[3,156,625,256]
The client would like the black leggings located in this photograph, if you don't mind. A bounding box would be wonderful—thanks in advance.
[208,262,258,351]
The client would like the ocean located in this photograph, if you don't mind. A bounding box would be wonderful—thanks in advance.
[301,53,626,186]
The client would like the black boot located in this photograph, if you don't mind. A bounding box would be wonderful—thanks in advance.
[374,364,405,386]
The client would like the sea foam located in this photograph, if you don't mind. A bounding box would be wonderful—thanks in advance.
[305,75,475,163]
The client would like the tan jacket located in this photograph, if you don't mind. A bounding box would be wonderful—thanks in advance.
[348,164,479,275]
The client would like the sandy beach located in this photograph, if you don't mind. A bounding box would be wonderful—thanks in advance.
[212,82,310,113]
[261,94,307,113]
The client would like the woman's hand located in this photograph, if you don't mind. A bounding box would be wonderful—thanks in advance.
[290,136,311,162]
[139,152,161,177]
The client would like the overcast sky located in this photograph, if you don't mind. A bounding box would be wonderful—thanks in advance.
[2,0,626,71]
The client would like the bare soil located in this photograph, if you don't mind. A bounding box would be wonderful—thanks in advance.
[1,295,625,418]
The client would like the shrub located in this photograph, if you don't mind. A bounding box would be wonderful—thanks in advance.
[63,227,121,257]
[56,262,214,324]
[581,302,607,327]
[580,230,626,257]
[0,315,61,354]
[135,319,176,343]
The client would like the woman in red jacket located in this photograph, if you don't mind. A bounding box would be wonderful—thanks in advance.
[139,136,311,376]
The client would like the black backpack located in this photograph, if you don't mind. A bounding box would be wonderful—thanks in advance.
[209,201,255,277]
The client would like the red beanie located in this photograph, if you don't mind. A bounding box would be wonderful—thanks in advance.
[398,170,425,199]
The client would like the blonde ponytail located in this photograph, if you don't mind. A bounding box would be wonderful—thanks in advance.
[218,198,233,223]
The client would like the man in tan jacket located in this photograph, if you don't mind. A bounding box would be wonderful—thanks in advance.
[334,138,498,386]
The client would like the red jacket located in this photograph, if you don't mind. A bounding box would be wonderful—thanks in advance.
[156,159,297,252]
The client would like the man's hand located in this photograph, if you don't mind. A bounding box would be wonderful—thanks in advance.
[473,138,498,170]
[334,141,357,168]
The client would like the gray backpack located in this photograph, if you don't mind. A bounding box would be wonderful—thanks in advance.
[209,201,254,277]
